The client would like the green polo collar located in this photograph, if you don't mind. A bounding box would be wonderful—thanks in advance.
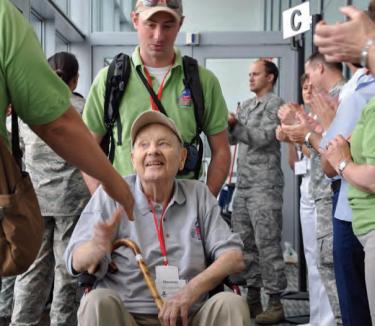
[131,46,183,70]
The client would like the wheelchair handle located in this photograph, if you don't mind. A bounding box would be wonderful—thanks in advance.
[112,239,164,311]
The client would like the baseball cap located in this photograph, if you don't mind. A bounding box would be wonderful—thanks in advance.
[131,111,184,145]
[135,0,183,22]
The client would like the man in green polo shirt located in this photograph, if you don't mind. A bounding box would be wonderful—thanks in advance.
[0,0,134,256]
[82,0,231,197]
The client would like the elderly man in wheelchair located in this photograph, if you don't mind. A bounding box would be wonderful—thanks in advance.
[64,111,249,326]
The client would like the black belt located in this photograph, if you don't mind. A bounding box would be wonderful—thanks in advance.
[331,179,341,193]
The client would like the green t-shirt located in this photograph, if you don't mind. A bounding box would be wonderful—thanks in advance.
[349,97,375,235]
[0,0,70,146]
[83,47,228,177]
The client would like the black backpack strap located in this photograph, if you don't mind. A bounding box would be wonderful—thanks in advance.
[11,110,23,171]
[102,53,131,163]
[135,65,168,116]
[182,56,205,136]
[182,56,205,179]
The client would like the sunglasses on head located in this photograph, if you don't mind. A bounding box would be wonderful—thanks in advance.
[141,0,180,9]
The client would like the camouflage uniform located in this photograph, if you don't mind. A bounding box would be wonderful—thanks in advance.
[10,94,90,326]
[0,276,15,321]
[229,92,287,294]
[309,152,341,325]
[0,124,15,323]
[308,82,346,326]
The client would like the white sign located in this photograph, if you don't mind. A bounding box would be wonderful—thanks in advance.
[282,2,312,39]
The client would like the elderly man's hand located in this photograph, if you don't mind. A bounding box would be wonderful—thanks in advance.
[322,135,353,173]
[310,93,338,130]
[102,177,134,220]
[278,103,303,125]
[158,285,196,326]
[314,6,375,63]
[87,208,123,273]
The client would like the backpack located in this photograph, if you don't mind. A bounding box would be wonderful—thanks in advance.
[100,53,205,179]
[0,112,44,276]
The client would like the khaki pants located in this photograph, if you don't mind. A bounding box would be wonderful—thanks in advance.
[358,230,375,326]
[78,288,250,326]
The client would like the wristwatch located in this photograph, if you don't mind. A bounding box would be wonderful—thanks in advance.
[360,39,375,68]
[303,131,313,149]
[337,160,349,177]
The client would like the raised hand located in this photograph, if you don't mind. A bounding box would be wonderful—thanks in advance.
[87,208,123,273]
[278,103,304,125]
[276,125,290,142]
[310,93,338,130]
[322,135,352,171]
[102,179,134,221]
[282,112,312,144]
[314,6,375,63]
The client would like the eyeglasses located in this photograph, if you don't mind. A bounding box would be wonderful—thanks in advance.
[141,0,181,10]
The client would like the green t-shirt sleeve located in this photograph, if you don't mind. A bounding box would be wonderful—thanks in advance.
[82,67,108,135]
[3,1,70,125]
[199,67,228,136]
[362,102,375,164]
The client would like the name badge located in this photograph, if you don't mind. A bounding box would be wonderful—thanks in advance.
[294,160,307,175]
[155,265,186,299]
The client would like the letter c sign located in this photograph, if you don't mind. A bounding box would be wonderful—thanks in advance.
[282,2,311,39]
[291,9,302,32]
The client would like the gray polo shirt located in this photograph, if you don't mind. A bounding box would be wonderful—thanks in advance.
[65,175,243,315]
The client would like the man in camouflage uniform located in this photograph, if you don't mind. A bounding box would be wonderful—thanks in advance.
[304,54,345,326]
[282,52,345,325]
[228,59,286,324]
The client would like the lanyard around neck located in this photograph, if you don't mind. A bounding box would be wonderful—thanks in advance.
[148,200,169,266]
[143,66,171,111]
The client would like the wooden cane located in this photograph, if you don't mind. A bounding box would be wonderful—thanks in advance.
[112,239,164,311]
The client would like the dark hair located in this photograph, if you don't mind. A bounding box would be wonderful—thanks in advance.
[258,59,279,86]
[366,1,375,21]
[47,52,79,86]
[300,73,308,85]
[307,52,343,73]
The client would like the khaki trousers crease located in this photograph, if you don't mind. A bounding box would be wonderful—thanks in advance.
[78,288,250,326]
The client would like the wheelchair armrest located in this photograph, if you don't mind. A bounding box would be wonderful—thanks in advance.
[225,274,247,287]
[78,272,97,289]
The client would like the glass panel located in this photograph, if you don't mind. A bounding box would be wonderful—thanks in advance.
[272,0,281,31]
[91,0,134,32]
[206,57,279,111]
[51,0,68,14]
[91,0,266,32]
[323,0,348,23]
[182,0,264,32]
[30,10,44,45]
[56,32,69,52]
[352,0,371,10]
[203,57,279,173]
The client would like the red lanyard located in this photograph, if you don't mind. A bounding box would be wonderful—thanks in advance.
[148,200,169,265]
[143,66,171,111]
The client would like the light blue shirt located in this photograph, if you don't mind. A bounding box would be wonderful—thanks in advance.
[321,69,375,221]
